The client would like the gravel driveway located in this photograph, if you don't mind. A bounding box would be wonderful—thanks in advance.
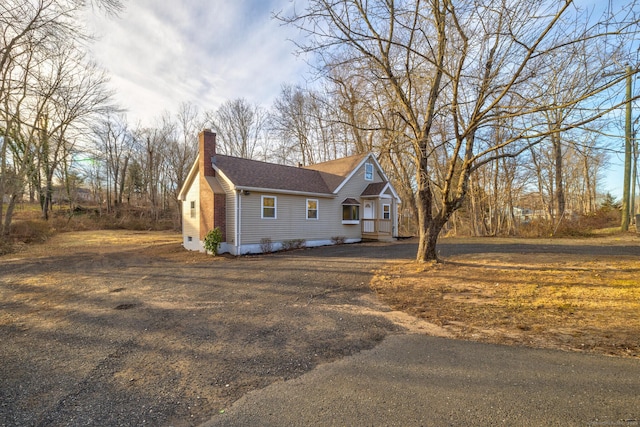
[1,232,416,426]
[2,231,638,426]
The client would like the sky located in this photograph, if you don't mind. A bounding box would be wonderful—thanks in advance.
[82,0,632,199]
[84,0,309,127]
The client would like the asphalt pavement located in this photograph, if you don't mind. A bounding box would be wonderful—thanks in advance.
[201,334,640,427]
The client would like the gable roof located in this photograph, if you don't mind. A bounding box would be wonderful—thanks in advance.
[361,182,388,196]
[213,153,370,196]
[361,181,401,202]
[303,154,368,192]
[180,151,392,199]
[213,155,331,195]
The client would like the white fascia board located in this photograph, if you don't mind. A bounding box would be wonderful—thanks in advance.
[332,154,372,195]
[332,153,395,196]
[360,181,401,203]
[381,181,401,203]
[235,186,335,198]
[213,167,235,191]
[178,154,200,201]
[370,155,392,183]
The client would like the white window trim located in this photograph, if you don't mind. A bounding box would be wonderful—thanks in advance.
[382,203,391,220]
[306,198,319,220]
[261,195,277,219]
[342,204,360,224]
[189,201,196,218]
[365,162,373,181]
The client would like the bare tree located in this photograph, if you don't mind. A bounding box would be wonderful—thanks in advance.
[207,98,267,160]
[167,102,201,221]
[280,0,640,261]
[0,0,121,236]
[93,113,132,211]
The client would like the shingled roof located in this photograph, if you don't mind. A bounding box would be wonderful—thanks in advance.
[304,154,368,192]
[361,182,388,196]
[212,153,370,195]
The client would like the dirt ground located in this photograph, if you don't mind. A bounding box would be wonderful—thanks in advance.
[372,234,640,358]
[0,231,408,427]
[1,231,639,426]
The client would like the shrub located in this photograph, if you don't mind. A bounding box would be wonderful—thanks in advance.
[260,237,274,253]
[0,238,14,256]
[204,227,223,255]
[281,239,306,251]
[331,235,346,245]
[10,220,53,243]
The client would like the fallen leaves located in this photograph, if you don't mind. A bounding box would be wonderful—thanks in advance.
[371,255,640,358]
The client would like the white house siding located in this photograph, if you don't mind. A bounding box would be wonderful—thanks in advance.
[215,176,237,253]
[337,161,384,214]
[238,192,346,246]
[341,161,385,193]
[343,160,397,239]
[233,161,388,253]
[377,191,399,239]
[182,172,202,251]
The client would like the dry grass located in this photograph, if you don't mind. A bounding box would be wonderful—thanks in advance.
[372,251,640,358]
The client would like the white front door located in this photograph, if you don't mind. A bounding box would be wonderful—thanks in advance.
[363,201,375,233]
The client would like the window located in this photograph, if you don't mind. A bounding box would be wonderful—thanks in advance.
[341,198,360,224]
[383,204,390,220]
[342,205,360,221]
[190,201,196,218]
[307,199,318,220]
[187,236,193,242]
[262,196,276,219]
[365,162,373,181]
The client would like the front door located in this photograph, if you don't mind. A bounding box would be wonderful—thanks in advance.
[363,200,375,233]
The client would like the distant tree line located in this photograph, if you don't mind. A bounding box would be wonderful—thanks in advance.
[2,0,640,256]
[0,0,121,237]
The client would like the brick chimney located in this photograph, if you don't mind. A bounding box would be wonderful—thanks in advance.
[198,129,216,177]
[199,129,216,241]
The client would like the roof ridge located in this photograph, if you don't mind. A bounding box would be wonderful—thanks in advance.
[212,154,332,194]
[214,154,303,170]
[303,152,368,169]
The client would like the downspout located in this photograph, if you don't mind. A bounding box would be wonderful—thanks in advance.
[236,189,241,255]
[394,199,398,238]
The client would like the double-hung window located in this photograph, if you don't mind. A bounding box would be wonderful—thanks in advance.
[190,201,196,218]
[307,199,318,220]
[383,204,390,220]
[262,196,277,219]
[365,162,373,181]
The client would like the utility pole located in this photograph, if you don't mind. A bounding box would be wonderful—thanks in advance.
[621,65,633,231]
[632,127,638,226]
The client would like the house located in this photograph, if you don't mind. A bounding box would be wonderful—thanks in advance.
[178,130,401,255]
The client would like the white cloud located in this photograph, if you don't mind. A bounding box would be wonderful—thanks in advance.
[85,0,309,126]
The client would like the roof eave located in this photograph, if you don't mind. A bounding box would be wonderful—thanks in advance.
[178,154,200,201]
[331,153,372,194]
[234,185,335,198]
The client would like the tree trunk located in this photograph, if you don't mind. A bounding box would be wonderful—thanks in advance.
[415,158,447,262]
[2,194,18,237]
[552,132,565,222]
[417,219,443,261]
